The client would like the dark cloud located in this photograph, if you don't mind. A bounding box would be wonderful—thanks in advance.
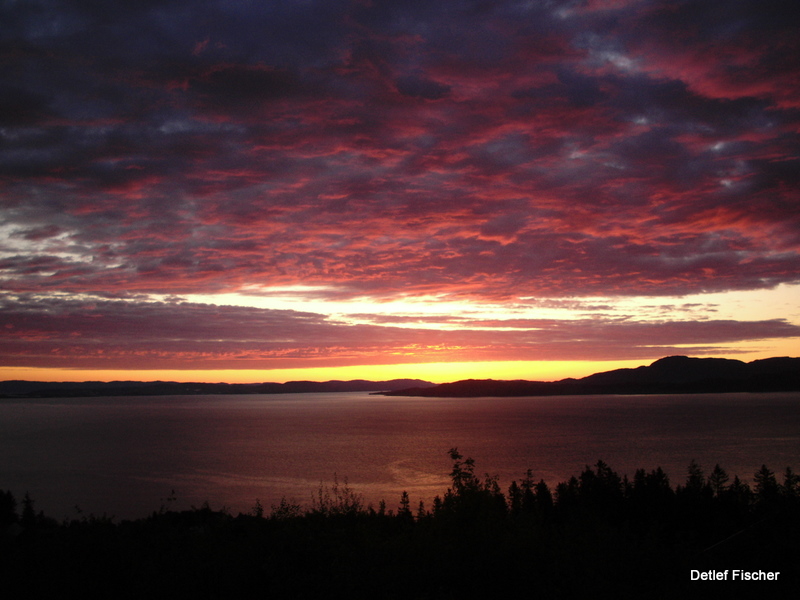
[12,225,63,241]
[395,75,451,100]
[0,85,54,126]
[556,68,607,108]
[189,64,316,115]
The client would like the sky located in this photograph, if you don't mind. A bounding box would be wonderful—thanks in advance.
[1,0,799,383]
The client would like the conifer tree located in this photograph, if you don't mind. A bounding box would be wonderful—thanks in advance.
[708,464,729,497]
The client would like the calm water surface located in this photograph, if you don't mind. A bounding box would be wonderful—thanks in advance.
[1,392,799,520]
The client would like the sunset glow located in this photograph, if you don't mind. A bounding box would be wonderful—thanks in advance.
[0,360,652,385]
[1,1,798,384]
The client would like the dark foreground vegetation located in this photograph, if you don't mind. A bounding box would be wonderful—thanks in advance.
[3,451,799,599]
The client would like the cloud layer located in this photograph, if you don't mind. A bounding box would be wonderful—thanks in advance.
[1,1,798,371]
[2,295,798,370]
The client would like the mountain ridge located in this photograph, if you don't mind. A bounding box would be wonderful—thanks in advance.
[0,378,437,399]
[2,356,798,399]
[378,356,800,397]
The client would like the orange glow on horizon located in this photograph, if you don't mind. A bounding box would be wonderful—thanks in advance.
[2,341,796,386]
[0,359,664,385]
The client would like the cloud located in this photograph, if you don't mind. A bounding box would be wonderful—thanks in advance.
[625,0,800,106]
[1,295,798,370]
[0,1,797,372]
[395,75,451,100]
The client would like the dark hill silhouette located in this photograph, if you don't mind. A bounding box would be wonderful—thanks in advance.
[2,356,798,399]
[379,355,800,397]
[0,378,436,399]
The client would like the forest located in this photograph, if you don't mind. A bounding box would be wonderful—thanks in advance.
[2,450,798,599]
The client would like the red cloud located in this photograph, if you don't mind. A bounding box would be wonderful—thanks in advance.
[0,0,797,318]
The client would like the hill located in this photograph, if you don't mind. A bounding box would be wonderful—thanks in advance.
[0,378,436,399]
[379,356,800,397]
[3,356,798,399]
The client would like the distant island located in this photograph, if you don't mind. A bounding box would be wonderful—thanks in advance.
[378,356,800,397]
[0,379,436,399]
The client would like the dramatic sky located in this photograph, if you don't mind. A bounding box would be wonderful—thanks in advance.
[1,0,799,383]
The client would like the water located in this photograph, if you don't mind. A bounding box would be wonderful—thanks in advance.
[1,392,799,520]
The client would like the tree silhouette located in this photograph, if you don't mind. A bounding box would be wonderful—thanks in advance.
[397,491,413,521]
[754,464,779,505]
[708,463,729,497]
[21,492,36,530]
[0,490,17,529]
[3,454,798,599]
[781,467,799,499]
